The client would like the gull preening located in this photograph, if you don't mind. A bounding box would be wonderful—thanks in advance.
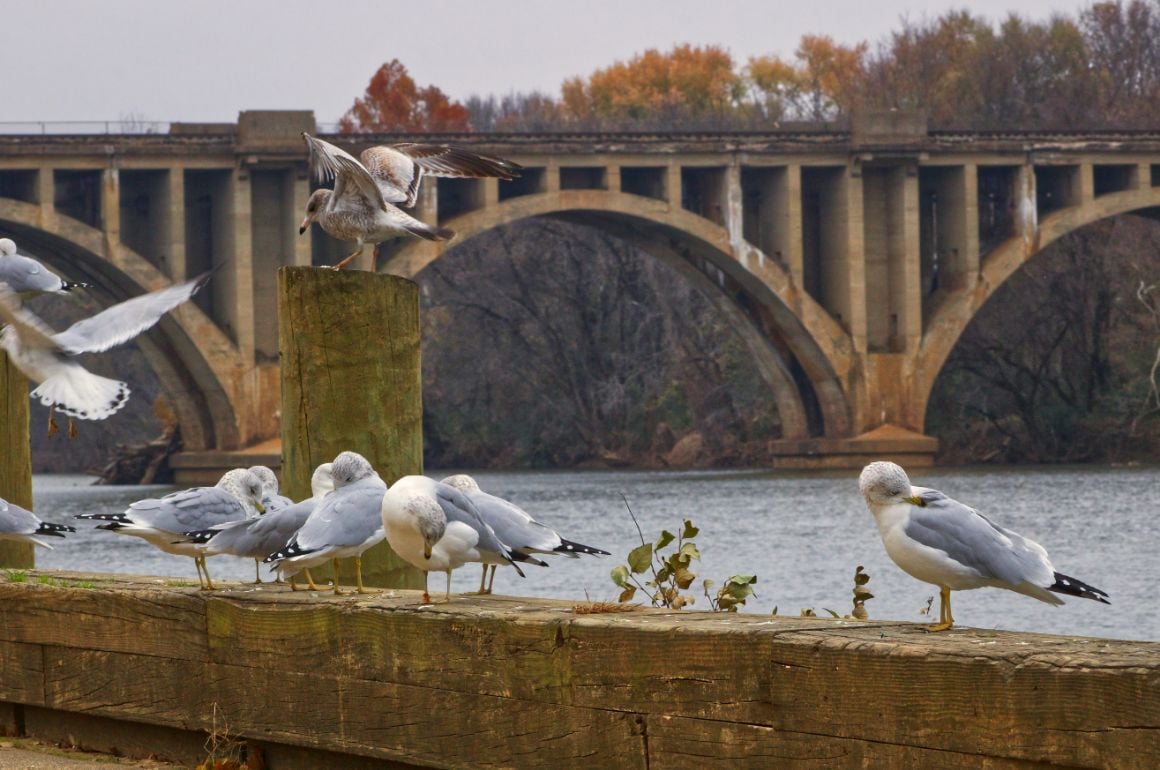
[381,475,543,603]
[76,468,266,590]
[441,474,608,594]
[185,463,334,585]
[0,238,89,297]
[248,465,293,513]
[264,452,387,594]
[0,496,76,549]
[859,461,1109,632]
[300,132,522,269]
[0,272,212,435]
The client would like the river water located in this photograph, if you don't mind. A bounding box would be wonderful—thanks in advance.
[29,464,1158,641]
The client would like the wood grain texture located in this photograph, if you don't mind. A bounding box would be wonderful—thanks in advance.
[0,575,1157,769]
[277,266,424,590]
[0,351,33,568]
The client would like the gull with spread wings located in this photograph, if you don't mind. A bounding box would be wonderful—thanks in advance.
[0,273,211,436]
[300,132,521,269]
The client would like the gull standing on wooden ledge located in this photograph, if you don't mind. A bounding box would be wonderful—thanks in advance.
[858,461,1109,632]
[441,474,608,594]
[0,496,76,549]
[0,273,212,436]
[300,132,522,269]
[381,475,543,603]
[0,238,90,297]
[76,468,266,590]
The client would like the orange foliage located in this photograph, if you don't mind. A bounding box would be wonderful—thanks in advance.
[339,60,470,133]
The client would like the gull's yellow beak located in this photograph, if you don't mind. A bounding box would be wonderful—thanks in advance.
[255,501,266,514]
[904,495,926,507]
[423,544,432,560]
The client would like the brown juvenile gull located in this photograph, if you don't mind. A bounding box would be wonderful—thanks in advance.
[300,132,522,269]
[0,273,212,436]
[858,461,1109,632]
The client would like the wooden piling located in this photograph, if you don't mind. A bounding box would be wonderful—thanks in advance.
[0,351,34,568]
[277,266,424,589]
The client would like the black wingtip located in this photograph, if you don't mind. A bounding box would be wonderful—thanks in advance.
[556,538,610,556]
[1050,571,1111,605]
[35,521,75,537]
[182,529,216,545]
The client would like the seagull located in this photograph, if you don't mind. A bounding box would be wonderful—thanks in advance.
[76,468,265,590]
[0,496,76,549]
[381,475,544,603]
[264,452,387,594]
[441,474,608,594]
[0,272,212,436]
[0,237,89,297]
[184,463,334,585]
[248,465,293,513]
[300,132,521,269]
[858,461,1109,632]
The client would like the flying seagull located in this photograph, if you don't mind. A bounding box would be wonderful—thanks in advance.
[0,238,89,297]
[300,132,521,269]
[441,473,608,594]
[0,273,211,436]
[858,461,1109,632]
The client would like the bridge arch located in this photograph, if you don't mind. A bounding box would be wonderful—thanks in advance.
[385,190,854,440]
[917,186,1160,428]
[0,198,249,451]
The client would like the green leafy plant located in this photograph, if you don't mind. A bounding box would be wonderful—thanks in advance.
[4,570,27,583]
[611,497,756,611]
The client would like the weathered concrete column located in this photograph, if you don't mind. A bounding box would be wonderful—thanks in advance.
[782,164,804,284]
[482,177,500,207]
[34,168,55,231]
[899,164,922,350]
[1016,163,1038,254]
[230,169,256,360]
[165,167,187,281]
[277,267,424,589]
[605,164,621,193]
[844,163,868,353]
[0,352,33,569]
[290,173,312,267]
[544,161,561,193]
[724,162,743,252]
[666,161,682,208]
[1138,163,1151,190]
[101,167,121,249]
[1079,162,1095,204]
[961,163,980,282]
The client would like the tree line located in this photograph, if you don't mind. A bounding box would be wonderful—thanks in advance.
[339,2,1160,132]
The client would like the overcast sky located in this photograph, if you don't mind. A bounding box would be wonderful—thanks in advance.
[5,0,1086,127]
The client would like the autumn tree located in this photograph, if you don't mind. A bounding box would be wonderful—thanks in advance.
[559,44,743,128]
[1081,0,1160,126]
[339,59,471,132]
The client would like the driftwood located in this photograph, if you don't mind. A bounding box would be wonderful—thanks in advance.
[94,426,182,485]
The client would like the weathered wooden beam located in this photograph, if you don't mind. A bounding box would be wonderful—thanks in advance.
[277,266,424,590]
[2,575,1156,769]
[0,350,33,568]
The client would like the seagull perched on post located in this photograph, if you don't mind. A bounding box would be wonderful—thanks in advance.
[0,238,89,297]
[440,474,608,594]
[300,132,521,269]
[0,496,75,549]
[0,273,212,436]
[858,461,1109,632]
[381,475,544,603]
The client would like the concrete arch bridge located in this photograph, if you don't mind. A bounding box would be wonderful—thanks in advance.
[1,111,1158,477]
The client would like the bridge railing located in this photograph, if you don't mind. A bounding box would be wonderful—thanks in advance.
[0,120,172,135]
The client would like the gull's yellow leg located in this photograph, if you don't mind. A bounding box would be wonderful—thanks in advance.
[331,244,364,270]
[485,565,497,594]
[305,568,321,591]
[332,559,345,595]
[289,573,299,591]
[253,559,262,584]
[445,569,453,602]
[202,557,217,591]
[421,571,431,604]
[477,565,488,594]
[193,557,205,589]
[926,586,953,632]
[355,557,370,594]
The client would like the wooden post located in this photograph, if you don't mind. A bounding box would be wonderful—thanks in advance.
[0,351,34,568]
[277,266,424,589]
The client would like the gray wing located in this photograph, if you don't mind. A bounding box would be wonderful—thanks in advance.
[262,493,295,513]
[470,491,561,553]
[52,273,210,354]
[295,478,386,551]
[905,490,1054,587]
[0,497,39,536]
[303,133,388,213]
[0,283,63,352]
[210,499,316,558]
[0,255,64,295]
[434,483,513,559]
[126,486,247,533]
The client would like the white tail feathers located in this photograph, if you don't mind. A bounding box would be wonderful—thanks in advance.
[31,366,130,420]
